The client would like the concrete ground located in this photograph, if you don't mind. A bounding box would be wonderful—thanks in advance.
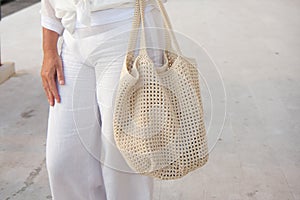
[1,0,40,18]
[0,0,300,199]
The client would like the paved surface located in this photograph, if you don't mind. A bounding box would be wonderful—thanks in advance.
[0,0,300,199]
[1,0,40,18]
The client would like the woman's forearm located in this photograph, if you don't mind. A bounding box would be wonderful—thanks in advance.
[42,27,59,55]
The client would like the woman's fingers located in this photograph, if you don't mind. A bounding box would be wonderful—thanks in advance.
[41,78,55,106]
[56,58,65,85]
[48,75,61,103]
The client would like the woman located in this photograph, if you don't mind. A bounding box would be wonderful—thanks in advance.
[40,0,167,199]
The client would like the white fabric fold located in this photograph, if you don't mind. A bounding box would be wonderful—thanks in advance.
[40,0,168,34]
[76,0,92,27]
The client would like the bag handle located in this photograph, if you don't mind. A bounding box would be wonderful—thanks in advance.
[125,0,182,69]
[141,0,182,55]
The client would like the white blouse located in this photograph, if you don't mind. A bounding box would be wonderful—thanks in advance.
[40,0,167,35]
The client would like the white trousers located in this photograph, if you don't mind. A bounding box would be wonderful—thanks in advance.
[46,7,166,200]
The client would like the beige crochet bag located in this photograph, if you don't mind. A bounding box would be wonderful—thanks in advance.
[113,0,209,180]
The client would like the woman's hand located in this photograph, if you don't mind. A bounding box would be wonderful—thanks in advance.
[41,51,64,106]
[41,27,64,106]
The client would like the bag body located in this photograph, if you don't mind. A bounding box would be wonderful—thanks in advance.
[113,0,209,180]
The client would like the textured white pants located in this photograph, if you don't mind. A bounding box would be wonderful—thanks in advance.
[46,7,165,200]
